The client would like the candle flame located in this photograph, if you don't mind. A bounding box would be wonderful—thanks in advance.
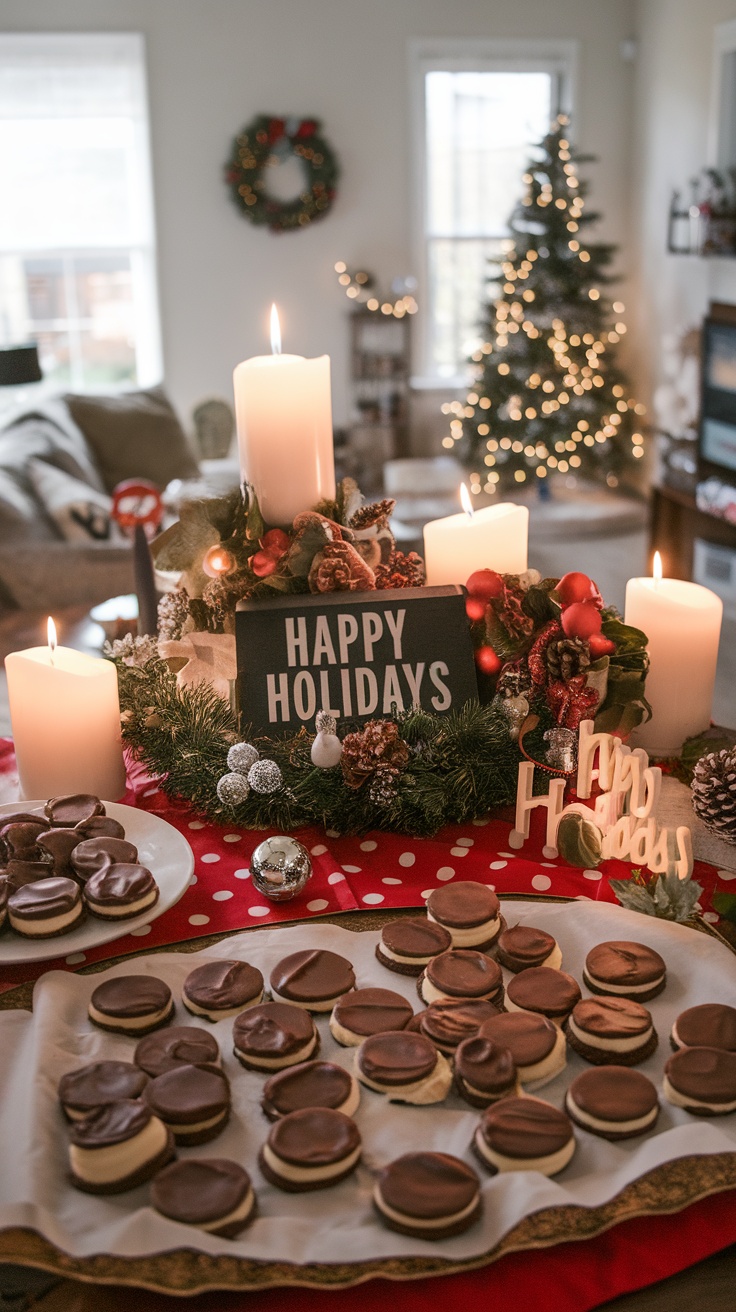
[460,482,474,518]
[652,550,663,583]
[47,616,57,665]
[270,303,282,356]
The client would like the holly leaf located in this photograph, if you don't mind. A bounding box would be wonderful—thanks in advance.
[653,872,703,922]
[151,503,220,573]
[244,487,265,542]
[712,891,736,923]
[608,878,658,916]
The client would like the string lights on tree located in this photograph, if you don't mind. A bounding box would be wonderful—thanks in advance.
[333,263,418,319]
[444,116,646,494]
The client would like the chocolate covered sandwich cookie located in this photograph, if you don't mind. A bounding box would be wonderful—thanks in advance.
[426,882,503,950]
[418,948,504,1007]
[663,1046,736,1115]
[473,1096,575,1176]
[496,925,562,973]
[134,1026,220,1078]
[583,941,666,1002]
[71,837,138,881]
[182,958,264,1021]
[144,1063,231,1145]
[46,794,104,828]
[670,1004,736,1053]
[84,863,159,920]
[58,1060,149,1121]
[419,998,501,1054]
[88,974,174,1035]
[566,1065,660,1139]
[329,987,414,1046]
[76,815,126,841]
[454,1035,519,1107]
[566,997,658,1066]
[8,876,83,937]
[36,829,80,878]
[259,1107,361,1192]
[375,917,452,975]
[233,1001,319,1071]
[0,876,7,930]
[505,966,581,1025]
[269,949,355,1012]
[355,1029,452,1103]
[5,856,52,889]
[262,1060,360,1120]
[479,1011,567,1088]
[374,1152,482,1239]
[68,1099,174,1194]
[152,1158,256,1237]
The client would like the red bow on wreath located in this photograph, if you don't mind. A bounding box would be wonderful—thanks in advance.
[546,676,599,730]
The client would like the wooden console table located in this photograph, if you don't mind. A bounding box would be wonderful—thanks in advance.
[650,483,736,580]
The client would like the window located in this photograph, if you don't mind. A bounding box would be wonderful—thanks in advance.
[412,40,576,381]
[0,33,161,392]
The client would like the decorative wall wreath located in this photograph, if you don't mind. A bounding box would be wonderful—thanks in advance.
[224,114,339,233]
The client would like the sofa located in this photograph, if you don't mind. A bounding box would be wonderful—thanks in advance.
[0,387,207,611]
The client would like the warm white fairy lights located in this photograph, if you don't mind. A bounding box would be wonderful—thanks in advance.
[333,262,418,318]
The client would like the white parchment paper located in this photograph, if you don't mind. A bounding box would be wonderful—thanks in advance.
[1,900,736,1264]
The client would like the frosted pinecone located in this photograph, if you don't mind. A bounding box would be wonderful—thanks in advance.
[157,589,191,641]
[692,746,736,845]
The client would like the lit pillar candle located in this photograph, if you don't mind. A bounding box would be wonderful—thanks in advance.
[624,553,723,756]
[233,304,335,527]
[423,485,529,586]
[5,620,126,800]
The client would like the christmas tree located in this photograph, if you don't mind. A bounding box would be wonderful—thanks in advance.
[445,114,646,495]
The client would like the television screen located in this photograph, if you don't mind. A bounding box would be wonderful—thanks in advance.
[707,323,736,393]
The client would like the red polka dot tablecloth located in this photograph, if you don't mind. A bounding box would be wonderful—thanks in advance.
[0,737,731,995]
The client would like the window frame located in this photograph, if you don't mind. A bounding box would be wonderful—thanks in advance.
[409,37,579,387]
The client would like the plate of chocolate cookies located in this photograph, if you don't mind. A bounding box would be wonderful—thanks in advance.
[0,793,194,963]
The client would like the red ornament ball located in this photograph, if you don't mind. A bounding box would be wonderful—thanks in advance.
[465,596,487,623]
[588,632,616,659]
[262,528,290,556]
[556,571,602,609]
[474,645,502,677]
[561,601,603,640]
[466,569,504,602]
[251,550,279,578]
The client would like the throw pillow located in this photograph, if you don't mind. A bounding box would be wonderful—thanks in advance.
[28,457,113,542]
[65,385,200,494]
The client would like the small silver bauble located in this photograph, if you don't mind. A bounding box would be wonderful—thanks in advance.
[247,758,283,794]
[250,835,312,901]
[544,725,578,773]
[216,771,251,806]
[227,741,259,775]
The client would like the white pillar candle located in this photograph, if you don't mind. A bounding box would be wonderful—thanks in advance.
[624,554,723,756]
[233,305,335,527]
[423,486,529,586]
[5,622,126,801]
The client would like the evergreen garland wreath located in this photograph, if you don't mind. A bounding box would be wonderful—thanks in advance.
[224,115,339,233]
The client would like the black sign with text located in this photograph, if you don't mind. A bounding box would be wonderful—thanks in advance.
[235,585,478,735]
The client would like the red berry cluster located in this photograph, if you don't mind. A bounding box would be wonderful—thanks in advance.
[465,569,505,675]
[251,529,291,578]
[554,572,615,659]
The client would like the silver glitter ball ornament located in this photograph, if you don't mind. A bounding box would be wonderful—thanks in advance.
[216,771,251,806]
[250,835,312,901]
[247,758,283,794]
[544,726,578,773]
[227,741,259,775]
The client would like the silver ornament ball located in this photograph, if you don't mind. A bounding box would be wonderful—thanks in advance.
[216,771,251,806]
[250,835,312,901]
[227,741,260,775]
[247,758,283,794]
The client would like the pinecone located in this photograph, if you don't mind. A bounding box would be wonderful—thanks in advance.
[341,720,410,790]
[496,661,532,699]
[157,589,191,641]
[348,498,396,530]
[691,747,736,845]
[374,550,426,590]
[546,636,591,684]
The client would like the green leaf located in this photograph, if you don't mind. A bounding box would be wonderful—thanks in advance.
[245,487,265,542]
[712,891,736,923]
[609,878,657,916]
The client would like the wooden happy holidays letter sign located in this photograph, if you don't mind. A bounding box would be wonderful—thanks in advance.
[235,585,478,735]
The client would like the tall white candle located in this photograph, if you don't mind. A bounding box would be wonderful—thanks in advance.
[6,621,126,800]
[624,553,723,756]
[233,305,335,527]
[423,486,529,586]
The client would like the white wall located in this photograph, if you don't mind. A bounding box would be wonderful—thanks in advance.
[1,0,637,432]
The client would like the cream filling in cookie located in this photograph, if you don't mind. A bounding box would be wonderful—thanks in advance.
[328,1014,404,1048]
[583,970,664,996]
[517,1026,568,1089]
[262,1141,361,1184]
[662,1075,736,1114]
[474,1125,575,1176]
[234,1035,317,1070]
[373,1182,479,1230]
[197,1187,255,1232]
[269,986,347,1013]
[566,1090,658,1134]
[420,975,501,1006]
[9,903,82,936]
[88,1000,173,1031]
[459,1075,521,1101]
[85,889,158,918]
[427,911,501,948]
[505,996,572,1025]
[183,991,264,1021]
[378,943,436,966]
[69,1116,168,1186]
[568,1016,654,1053]
[160,1109,228,1136]
[355,1050,452,1104]
[500,944,562,972]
